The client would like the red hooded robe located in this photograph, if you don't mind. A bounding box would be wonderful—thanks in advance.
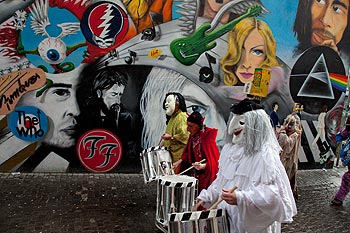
[180,127,220,193]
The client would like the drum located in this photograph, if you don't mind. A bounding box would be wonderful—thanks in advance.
[155,175,198,232]
[168,209,229,233]
[140,146,174,183]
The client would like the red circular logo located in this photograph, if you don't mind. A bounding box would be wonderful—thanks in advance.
[77,129,122,172]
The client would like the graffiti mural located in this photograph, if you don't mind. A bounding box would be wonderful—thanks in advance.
[0,0,349,172]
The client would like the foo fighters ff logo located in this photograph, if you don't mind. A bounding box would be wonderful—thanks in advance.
[77,129,122,172]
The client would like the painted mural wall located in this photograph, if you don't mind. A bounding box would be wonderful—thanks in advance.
[0,0,348,172]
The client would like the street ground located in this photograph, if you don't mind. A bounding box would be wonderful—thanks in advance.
[0,166,349,233]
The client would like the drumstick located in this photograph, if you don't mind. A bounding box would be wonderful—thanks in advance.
[178,159,206,175]
[208,186,238,210]
[158,137,163,146]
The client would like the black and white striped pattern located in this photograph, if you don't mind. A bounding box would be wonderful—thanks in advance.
[298,120,335,169]
[169,209,226,222]
[159,175,197,188]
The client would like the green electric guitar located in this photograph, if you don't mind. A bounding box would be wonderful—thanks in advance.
[170,4,263,66]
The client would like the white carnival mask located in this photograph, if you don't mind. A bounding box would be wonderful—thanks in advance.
[228,114,245,144]
[165,94,176,116]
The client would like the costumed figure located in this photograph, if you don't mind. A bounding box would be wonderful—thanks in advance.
[195,99,297,233]
[161,92,189,174]
[277,113,302,199]
[331,117,350,206]
[312,105,330,157]
[173,111,220,193]
[293,103,303,119]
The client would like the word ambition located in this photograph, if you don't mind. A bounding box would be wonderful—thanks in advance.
[0,68,46,114]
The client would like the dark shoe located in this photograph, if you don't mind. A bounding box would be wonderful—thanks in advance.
[293,192,299,200]
[293,187,299,200]
[331,199,343,206]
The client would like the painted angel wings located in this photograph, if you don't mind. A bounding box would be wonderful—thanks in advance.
[176,0,200,36]
[29,0,80,38]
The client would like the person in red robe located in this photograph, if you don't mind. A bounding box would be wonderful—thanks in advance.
[173,111,220,193]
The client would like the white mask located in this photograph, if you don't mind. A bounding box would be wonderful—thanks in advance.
[228,114,245,144]
[164,94,176,116]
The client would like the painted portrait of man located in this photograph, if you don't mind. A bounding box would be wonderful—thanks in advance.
[293,0,349,57]
[15,64,85,172]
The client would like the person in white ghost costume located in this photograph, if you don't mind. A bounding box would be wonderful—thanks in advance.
[195,98,297,233]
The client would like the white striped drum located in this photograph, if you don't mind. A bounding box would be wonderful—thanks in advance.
[155,175,198,232]
[168,209,229,233]
[140,146,174,183]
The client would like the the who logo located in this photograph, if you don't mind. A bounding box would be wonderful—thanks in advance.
[77,129,122,173]
[8,106,48,142]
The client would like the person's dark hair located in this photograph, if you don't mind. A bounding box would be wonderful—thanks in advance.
[187,111,204,129]
[321,104,328,112]
[162,92,187,112]
[230,98,264,115]
[77,62,129,119]
[93,67,127,95]
[272,102,278,109]
[293,0,312,52]
[293,0,350,55]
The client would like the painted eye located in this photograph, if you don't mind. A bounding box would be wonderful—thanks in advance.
[239,121,245,125]
[38,38,67,64]
[316,0,326,5]
[187,105,208,116]
[251,49,264,56]
[333,5,345,14]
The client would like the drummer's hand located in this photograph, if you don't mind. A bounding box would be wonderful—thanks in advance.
[221,188,237,205]
[193,200,205,211]
[162,133,172,140]
[173,159,182,170]
[192,162,206,170]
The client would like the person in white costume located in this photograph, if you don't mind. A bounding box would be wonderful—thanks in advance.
[195,98,297,233]
[312,104,328,151]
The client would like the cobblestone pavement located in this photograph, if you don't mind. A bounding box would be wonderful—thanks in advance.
[0,167,349,233]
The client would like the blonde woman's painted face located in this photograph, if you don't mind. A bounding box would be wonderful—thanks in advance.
[234,28,266,84]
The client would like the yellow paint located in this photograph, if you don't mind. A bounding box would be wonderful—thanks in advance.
[249,68,271,97]
[148,48,162,58]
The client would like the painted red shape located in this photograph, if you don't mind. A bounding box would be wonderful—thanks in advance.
[77,129,122,173]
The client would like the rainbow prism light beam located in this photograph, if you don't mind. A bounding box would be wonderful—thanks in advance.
[329,73,348,92]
